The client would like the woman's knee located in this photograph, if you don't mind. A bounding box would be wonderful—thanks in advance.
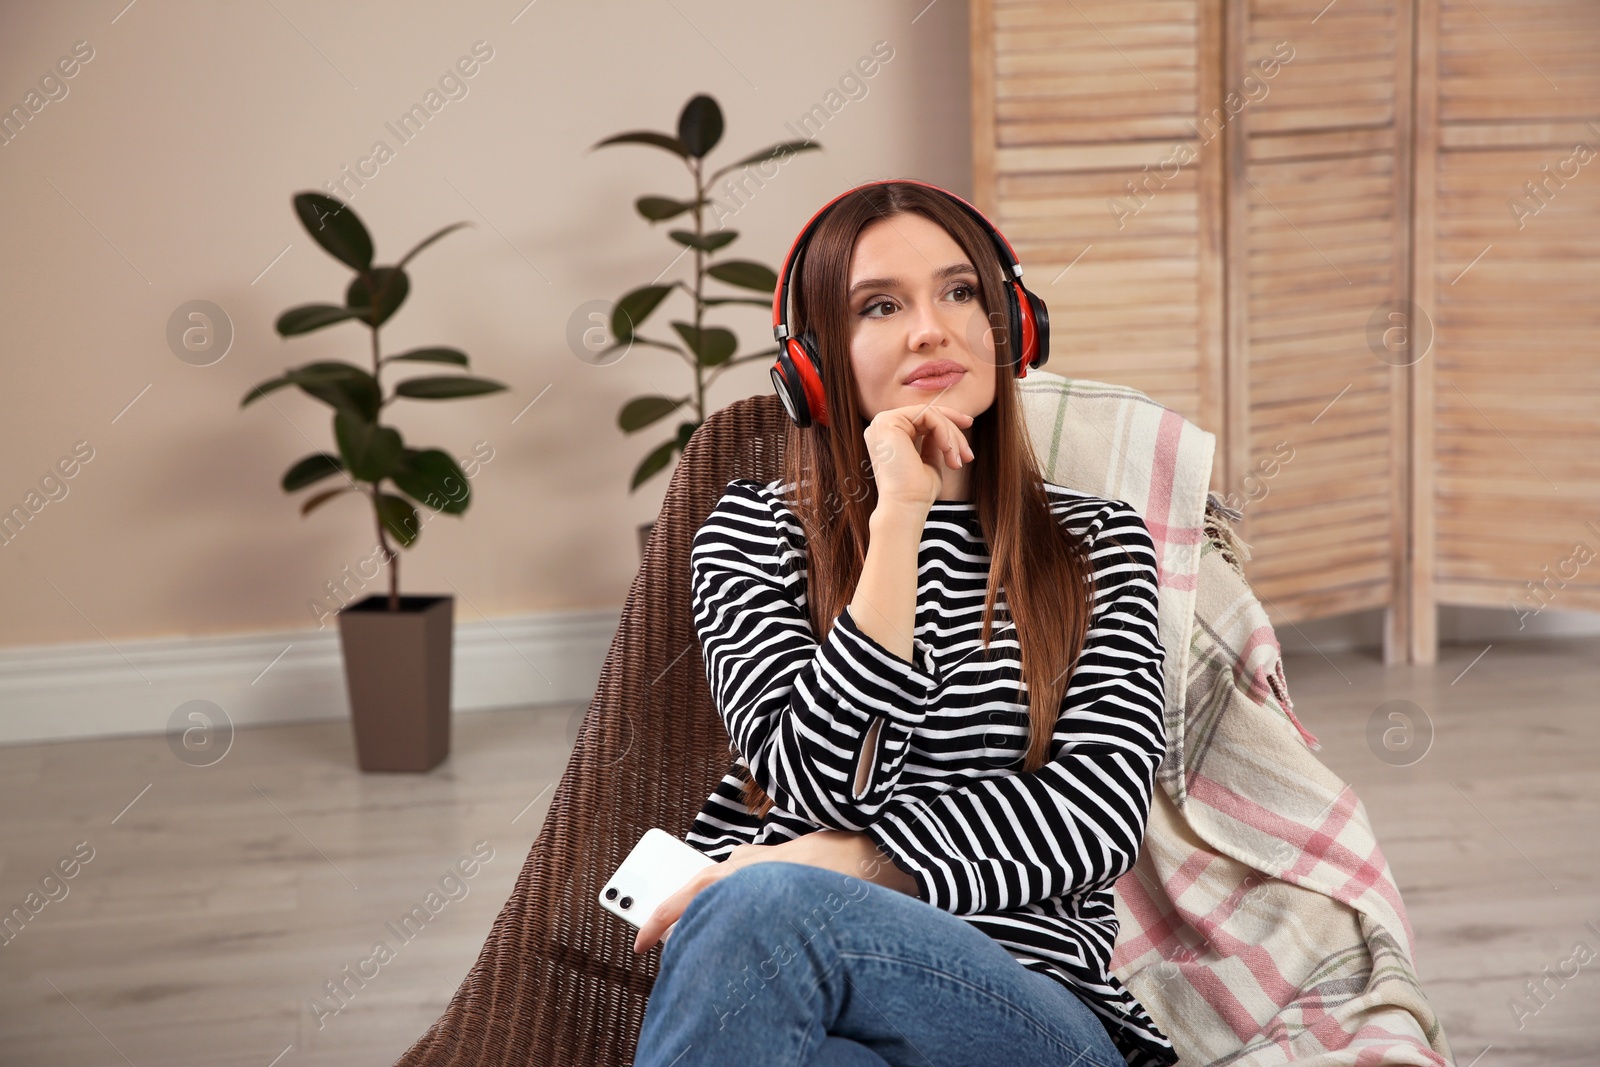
[658,863,866,998]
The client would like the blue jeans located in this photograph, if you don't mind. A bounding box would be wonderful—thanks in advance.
[633,861,1126,1067]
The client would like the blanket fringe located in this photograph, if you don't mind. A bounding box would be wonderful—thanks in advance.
[1267,658,1320,751]
[1206,493,1319,752]
[1204,492,1253,568]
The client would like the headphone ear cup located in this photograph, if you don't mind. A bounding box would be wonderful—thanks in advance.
[793,332,829,427]
[771,352,807,428]
[1019,286,1049,371]
[771,334,828,428]
[1004,281,1028,376]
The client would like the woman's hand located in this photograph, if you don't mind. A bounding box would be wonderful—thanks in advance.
[631,830,912,954]
[630,841,779,955]
[863,404,975,510]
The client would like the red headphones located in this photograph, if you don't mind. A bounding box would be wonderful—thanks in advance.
[769,178,1050,429]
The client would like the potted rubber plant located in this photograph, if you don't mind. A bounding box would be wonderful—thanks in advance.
[591,93,819,555]
[242,192,507,773]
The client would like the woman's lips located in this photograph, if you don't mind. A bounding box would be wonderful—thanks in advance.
[905,370,966,390]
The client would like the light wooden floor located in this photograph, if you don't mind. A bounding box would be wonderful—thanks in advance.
[0,636,1595,1066]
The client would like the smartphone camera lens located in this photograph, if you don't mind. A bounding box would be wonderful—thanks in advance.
[604,886,619,901]
[620,896,634,910]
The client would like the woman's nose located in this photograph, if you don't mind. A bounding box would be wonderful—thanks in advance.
[904,301,949,349]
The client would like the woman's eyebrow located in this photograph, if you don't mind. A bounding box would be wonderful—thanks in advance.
[847,261,977,298]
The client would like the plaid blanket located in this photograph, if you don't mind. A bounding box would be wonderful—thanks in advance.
[1018,372,1454,1066]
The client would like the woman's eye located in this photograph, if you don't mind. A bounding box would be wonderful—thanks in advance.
[859,285,975,317]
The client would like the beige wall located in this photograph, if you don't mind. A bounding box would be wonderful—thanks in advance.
[0,2,971,648]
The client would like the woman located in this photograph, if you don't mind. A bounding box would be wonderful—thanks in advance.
[630,181,1176,1067]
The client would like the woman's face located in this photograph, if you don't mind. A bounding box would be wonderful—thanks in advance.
[845,211,999,423]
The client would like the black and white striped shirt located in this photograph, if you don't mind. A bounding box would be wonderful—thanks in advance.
[684,477,1176,1067]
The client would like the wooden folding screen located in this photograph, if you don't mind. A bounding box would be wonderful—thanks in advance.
[971,0,1228,436]
[1412,0,1600,658]
[972,0,1599,663]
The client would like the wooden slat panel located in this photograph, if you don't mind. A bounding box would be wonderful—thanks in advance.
[1248,125,1397,161]
[1251,388,1391,432]
[981,0,1414,643]
[1252,556,1393,593]
[1436,0,1600,126]
[977,0,1221,432]
[996,142,1205,173]
[1235,0,1412,635]
[1436,578,1600,612]
[956,0,1600,659]
[1246,497,1391,537]
[1428,0,1600,625]
[1440,120,1600,149]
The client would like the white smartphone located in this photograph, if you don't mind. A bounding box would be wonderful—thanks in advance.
[600,828,717,937]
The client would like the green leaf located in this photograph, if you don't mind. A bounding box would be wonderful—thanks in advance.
[391,448,470,515]
[592,130,688,158]
[675,419,700,452]
[334,411,403,481]
[613,284,675,340]
[397,221,471,267]
[706,260,779,294]
[276,304,366,337]
[709,140,822,181]
[671,321,736,367]
[636,196,696,222]
[376,493,421,548]
[669,229,737,252]
[392,375,508,400]
[383,346,469,367]
[346,267,410,327]
[281,452,345,492]
[293,193,373,270]
[630,438,678,492]
[619,395,688,433]
[300,485,356,516]
[701,296,771,308]
[284,361,381,419]
[677,95,723,158]
[241,375,295,407]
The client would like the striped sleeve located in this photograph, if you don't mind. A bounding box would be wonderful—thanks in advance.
[690,479,939,832]
[860,501,1168,915]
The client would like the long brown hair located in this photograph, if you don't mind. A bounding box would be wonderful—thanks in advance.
[737,181,1100,820]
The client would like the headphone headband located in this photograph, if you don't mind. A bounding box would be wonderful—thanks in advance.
[771,178,1024,344]
[767,178,1049,429]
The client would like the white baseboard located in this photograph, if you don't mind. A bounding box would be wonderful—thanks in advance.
[1275,604,1600,656]
[0,608,620,747]
[6,602,1592,747]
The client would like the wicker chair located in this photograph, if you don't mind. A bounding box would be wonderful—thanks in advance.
[394,392,793,1067]
[392,382,1447,1067]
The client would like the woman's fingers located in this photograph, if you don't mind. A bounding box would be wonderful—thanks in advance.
[632,855,751,953]
[633,872,704,953]
[864,404,976,505]
[917,406,973,467]
[634,901,681,953]
[941,408,976,462]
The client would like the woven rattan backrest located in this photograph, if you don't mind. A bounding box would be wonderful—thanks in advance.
[394,392,791,1067]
